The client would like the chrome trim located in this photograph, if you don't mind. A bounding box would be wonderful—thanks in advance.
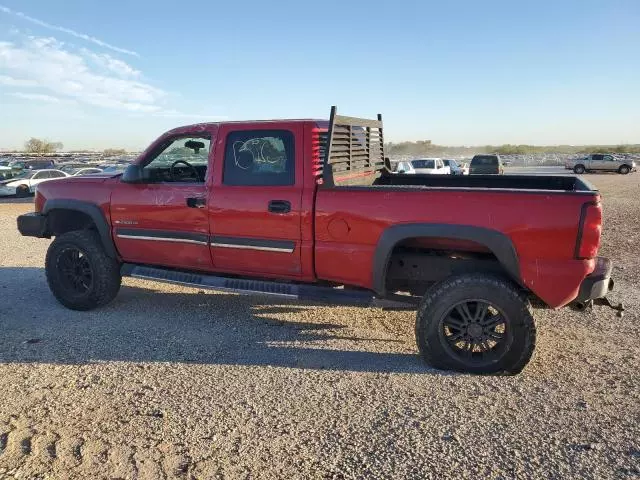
[116,234,208,246]
[209,242,294,253]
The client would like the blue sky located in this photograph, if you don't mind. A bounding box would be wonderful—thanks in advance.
[0,0,639,150]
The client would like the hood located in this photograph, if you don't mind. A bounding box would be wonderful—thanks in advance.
[0,178,21,186]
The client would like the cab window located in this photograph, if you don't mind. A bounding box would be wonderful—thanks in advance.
[223,130,295,186]
[141,136,210,183]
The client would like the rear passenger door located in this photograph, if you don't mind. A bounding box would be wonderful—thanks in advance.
[208,125,303,278]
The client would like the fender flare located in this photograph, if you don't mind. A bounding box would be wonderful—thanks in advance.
[372,223,521,295]
[43,199,118,258]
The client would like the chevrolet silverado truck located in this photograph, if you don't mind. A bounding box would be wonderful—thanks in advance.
[17,107,615,374]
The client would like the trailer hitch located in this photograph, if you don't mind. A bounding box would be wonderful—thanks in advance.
[573,297,625,317]
[593,297,625,317]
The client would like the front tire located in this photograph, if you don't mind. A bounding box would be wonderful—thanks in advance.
[619,165,630,175]
[415,273,536,375]
[574,165,585,174]
[45,230,121,311]
[15,184,30,197]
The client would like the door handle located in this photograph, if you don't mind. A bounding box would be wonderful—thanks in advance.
[268,200,291,214]
[186,197,206,208]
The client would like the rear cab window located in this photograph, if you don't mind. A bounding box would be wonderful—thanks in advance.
[222,130,295,186]
[471,155,499,166]
[411,159,436,169]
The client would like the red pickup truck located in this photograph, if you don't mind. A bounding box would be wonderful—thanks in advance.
[17,107,614,374]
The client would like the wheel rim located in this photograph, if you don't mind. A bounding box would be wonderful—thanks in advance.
[56,247,93,295]
[621,166,629,174]
[439,299,512,367]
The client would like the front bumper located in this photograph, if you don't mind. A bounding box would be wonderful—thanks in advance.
[17,212,47,237]
[575,257,613,303]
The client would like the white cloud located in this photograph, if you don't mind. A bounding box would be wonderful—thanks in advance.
[0,36,164,112]
[7,92,61,102]
[0,74,37,86]
[81,49,141,78]
[0,4,138,56]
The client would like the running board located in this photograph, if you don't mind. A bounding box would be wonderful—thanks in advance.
[121,264,416,309]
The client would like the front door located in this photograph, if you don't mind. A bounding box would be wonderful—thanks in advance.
[601,154,616,171]
[111,133,213,271]
[589,154,606,170]
[208,125,303,278]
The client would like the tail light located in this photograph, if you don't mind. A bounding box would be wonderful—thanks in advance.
[575,202,602,259]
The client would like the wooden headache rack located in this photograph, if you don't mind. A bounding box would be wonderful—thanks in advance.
[322,106,386,187]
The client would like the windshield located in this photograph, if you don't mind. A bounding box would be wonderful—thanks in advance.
[411,159,436,169]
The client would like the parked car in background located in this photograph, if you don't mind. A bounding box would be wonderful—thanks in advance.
[565,154,636,175]
[100,164,128,174]
[60,163,94,174]
[71,167,104,176]
[396,158,450,174]
[0,166,16,180]
[9,159,56,171]
[469,154,504,175]
[443,159,469,175]
[0,169,69,197]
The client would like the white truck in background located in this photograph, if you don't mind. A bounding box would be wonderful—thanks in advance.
[396,158,451,175]
[566,154,636,174]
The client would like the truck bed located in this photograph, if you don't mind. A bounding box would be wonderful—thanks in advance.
[374,173,596,192]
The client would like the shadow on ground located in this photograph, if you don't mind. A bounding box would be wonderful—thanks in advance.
[0,194,35,204]
[0,267,430,374]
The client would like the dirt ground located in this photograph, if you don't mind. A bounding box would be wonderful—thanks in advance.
[0,174,638,479]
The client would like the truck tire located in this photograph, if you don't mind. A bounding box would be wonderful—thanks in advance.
[618,165,630,175]
[45,230,121,311]
[415,273,536,375]
[573,165,585,174]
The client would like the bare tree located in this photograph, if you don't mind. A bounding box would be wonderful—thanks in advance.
[24,138,64,154]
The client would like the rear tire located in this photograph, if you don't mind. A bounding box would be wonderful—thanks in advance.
[574,165,585,174]
[415,273,536,375]
[15,185,30,197]
[45,230,121,311]
[619,165,630,175]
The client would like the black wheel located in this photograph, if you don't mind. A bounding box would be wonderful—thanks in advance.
[573,165,585,174]
[415,273,536,374]
[619,165,630,175]
[15,184,30,197]
[45,230,121,311]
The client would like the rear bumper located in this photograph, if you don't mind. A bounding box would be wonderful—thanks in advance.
[575,257,613,302]
[17,212,47,237]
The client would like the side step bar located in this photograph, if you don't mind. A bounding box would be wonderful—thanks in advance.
[121,264,416,309]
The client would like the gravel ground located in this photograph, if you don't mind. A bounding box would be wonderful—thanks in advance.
[0,175,638,479]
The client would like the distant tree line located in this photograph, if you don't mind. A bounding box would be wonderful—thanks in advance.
[103,148,127,156]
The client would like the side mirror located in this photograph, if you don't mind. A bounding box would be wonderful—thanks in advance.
[384,156,392,172]
[121,164,144,183]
